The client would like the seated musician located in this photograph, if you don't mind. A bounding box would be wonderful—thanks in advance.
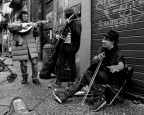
[53,30,125,112]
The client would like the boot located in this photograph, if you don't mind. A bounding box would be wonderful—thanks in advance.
[21,76,28,84]
[32,78,41,85]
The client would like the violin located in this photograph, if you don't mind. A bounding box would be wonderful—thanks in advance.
[18,23,33,33]
[18,20,48,34]
[54,14,77,50]
[60,13,77,40]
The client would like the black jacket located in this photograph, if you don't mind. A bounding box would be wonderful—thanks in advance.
[69,20,82,53]
[61,20,81,53]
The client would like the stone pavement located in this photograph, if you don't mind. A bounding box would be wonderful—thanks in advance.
[0,57,144,115]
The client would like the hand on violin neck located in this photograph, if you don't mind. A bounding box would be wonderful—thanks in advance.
[21,23,29,29]
[60,36,66,40]
[66,18,74,26]
[66,18,71,23]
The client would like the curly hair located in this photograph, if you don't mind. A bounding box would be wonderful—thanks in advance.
[64,8,75,19]
[18,10,28,21]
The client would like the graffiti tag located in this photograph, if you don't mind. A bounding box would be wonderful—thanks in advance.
[96,0,144,28]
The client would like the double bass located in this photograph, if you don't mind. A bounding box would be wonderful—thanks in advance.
[39,14,77,79]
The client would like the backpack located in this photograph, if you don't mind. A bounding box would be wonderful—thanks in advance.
[4,97,39,115]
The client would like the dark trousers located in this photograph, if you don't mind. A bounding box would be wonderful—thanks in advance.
[20,57,38,79]
[56,43,76,82]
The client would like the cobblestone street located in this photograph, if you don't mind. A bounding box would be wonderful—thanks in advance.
[0,57,144,115]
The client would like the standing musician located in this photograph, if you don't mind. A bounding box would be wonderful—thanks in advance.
[8,10,41,85]
[53,30,125,112]
[51,8,82,88]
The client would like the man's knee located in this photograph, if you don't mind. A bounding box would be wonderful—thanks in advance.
[20,60,27,66]
[96,71,110,84]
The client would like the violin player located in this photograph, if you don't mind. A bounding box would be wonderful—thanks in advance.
[50,8,82,88]
[8,10,41,85]
[53,30,125,112]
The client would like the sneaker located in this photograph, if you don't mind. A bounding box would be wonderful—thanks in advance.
[32,79,41,85]
[53,89,68,104]
[74,90,86,96]
[86,95,102,106]
[89,97,106,112]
